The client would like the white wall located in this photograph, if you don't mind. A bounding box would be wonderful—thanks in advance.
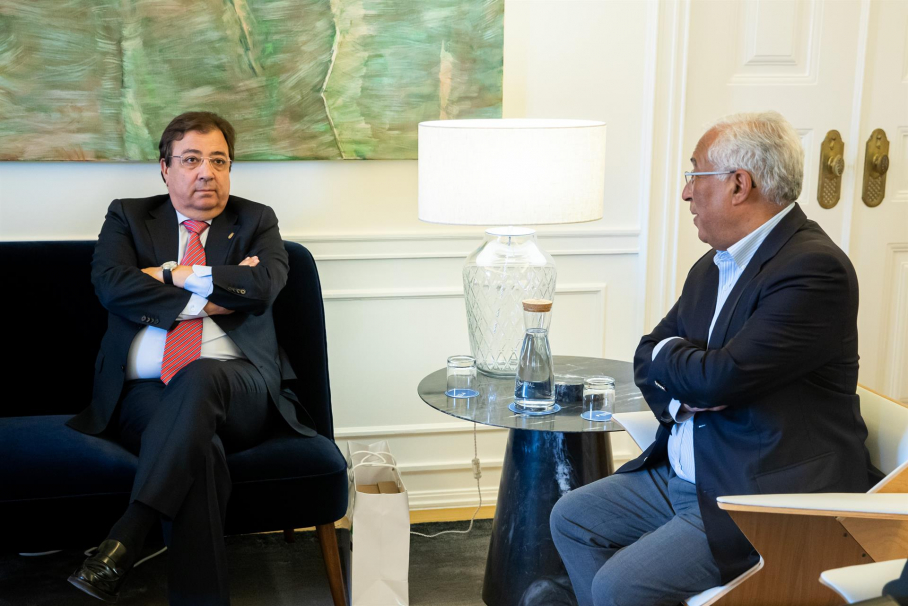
[0,0,655,509]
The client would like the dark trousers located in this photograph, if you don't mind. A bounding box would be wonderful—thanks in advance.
[114,358,276,606]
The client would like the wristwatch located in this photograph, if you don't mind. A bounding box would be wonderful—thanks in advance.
[161,261,178,285]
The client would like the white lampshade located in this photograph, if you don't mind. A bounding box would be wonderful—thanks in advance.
[418,119,606,226]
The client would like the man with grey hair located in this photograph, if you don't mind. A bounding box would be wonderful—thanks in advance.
[550,111,874,606]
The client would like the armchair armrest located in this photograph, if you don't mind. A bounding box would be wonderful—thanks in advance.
[717,493,908,520]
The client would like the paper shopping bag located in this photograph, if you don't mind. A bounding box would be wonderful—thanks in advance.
[347,440,410,606]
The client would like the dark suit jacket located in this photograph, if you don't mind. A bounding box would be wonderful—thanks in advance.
[622,204,872,583]
[67,194,315,438]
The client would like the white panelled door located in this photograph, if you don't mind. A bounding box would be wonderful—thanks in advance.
[847,0,908,402]
[670,0,908,401]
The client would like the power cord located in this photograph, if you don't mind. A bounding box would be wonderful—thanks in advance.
[18,550,62,557]
[80,544,168,567]
[133,546,168,567]
[411,423,483,539]
[19,545,167,568]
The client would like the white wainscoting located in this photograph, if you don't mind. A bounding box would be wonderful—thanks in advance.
[290,230,644,509]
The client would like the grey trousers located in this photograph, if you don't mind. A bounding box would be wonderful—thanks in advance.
[550,460,722,606]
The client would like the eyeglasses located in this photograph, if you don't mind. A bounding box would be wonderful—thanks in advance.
[683,170,738,185]
[169,155,232,171]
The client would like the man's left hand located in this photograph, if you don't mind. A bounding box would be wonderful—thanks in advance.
[141,265,193,287]
[681,403,728,413]
[141,266,164,282]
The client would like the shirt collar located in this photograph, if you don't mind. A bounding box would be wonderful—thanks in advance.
[717,202,795,270]
[175,210,213,227]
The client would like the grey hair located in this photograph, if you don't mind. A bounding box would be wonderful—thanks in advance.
[706,111,803,206]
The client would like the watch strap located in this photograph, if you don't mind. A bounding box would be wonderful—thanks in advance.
[163,267,173,285]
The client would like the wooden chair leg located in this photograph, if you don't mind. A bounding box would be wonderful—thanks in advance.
[316,522,348,606]
[283,528,296,543]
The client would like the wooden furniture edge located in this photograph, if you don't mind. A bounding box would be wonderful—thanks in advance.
[858,383,908,409]
[717,502,908,520]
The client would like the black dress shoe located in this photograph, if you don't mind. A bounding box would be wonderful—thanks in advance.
[68,539,131,603]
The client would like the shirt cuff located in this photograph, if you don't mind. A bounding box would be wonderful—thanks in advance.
[184,266,213,298]
[668,399,693,422]
[177,293,209,320]
[652,336,682,361]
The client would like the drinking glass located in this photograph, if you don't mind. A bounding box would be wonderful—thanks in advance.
[446,355,479,398]
[581,376,615,421]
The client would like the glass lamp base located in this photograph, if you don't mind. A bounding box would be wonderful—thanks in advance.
[463,227,557,376]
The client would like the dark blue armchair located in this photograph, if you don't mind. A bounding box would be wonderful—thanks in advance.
[0,240,349,605]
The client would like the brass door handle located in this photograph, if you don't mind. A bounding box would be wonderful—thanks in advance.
[827,155,845,177]
[871,152,889,175]
[863,129,889,207]
[818,131,845,209]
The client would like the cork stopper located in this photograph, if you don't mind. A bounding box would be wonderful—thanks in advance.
[522,298,553,312]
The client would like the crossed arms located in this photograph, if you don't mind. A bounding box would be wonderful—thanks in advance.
[91,198,289,328]
[634,250,855,420]
[140,256,259,316]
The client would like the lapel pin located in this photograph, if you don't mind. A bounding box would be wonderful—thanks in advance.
[228,232,234,239]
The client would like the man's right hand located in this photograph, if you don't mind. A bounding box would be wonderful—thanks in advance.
[203,301,234,316]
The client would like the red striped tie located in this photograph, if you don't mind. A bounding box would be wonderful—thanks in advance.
[161,220,209,384]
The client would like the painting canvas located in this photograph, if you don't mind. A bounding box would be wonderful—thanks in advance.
[0,0,504,161]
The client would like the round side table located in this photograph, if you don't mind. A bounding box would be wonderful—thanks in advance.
[417,355,648,606]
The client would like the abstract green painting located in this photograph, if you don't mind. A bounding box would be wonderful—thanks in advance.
[0,0,503,161]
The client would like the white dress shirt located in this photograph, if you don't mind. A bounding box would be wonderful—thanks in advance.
[125,211,246,380]
[654,202,795,483]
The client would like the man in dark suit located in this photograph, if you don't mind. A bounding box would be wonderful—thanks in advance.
[551,111,872,606]
[67,112,314,605]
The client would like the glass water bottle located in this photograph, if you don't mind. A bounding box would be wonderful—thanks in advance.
[514,299,555,410]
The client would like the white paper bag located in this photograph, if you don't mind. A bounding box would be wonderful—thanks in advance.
[347,440,410,606]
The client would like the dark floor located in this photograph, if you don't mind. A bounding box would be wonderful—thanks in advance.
[0,520,492,606]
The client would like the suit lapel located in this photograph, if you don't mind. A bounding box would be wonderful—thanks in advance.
[708,204,808,349]
[689,254,719,345]
[145,198,179,264]
[203,199,238,266]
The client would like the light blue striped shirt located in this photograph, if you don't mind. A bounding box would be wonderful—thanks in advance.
[656,202,795,483]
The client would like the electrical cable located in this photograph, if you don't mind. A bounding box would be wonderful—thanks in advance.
[133,546,168,567]
[17,550,62,557]
[76,544,168,567]
[410,422,482,539]
[19,544,167,568]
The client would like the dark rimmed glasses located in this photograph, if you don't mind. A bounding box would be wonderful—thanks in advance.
[169,155,232,171]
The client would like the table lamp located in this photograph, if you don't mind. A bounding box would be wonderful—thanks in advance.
[418,119,606,376]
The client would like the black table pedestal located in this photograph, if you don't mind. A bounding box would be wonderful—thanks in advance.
[481,428,615,606]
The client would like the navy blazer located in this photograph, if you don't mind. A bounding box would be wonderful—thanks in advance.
[68,194,315,438]
[622,204,872,583]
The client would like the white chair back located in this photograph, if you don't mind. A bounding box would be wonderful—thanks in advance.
[820,558,908,604]
[857,385,908,476]
[612,411,660,451]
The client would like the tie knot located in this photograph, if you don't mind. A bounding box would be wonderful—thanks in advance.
[183,220,209,235]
